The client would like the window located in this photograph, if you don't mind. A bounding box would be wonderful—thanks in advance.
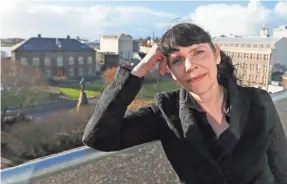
[68,68,74,76]
[263,76,267,83]
[45,69,51,77]
[244,63,248,69]
[259,54,263,60]
[20,57,28,65]
[78,56,84,64]
[78,68,84,76]
[88,68,93,74]
[32,57,40,66]
[44,57,51,66]
[255,75,259,82]
[256,64,260,72]
[87,56,93,64]
[68,56,75,65]
[264,65,268,72]
[57,56,63,66]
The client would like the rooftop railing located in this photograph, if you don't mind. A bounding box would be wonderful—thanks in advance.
[1,90,287,184]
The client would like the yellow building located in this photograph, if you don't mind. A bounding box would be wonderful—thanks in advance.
[213,37,287,90]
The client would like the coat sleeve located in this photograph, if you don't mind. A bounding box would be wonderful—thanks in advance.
[266,92,287,184]
[82,67,163,151]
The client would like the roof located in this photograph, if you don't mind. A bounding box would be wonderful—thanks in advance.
[101,33,132,39]
[12,37,95,52]
[213,37,282,44]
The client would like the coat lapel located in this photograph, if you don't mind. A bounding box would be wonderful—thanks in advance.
[220,78,250,157]
[179,87,214,162]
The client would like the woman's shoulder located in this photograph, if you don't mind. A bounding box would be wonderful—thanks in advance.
[238,85,272,106]
[154,89,180,99]
[153,89,180,106]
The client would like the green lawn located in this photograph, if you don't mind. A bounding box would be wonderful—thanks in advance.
[1,91,57,110]
[58,80,178,100]
[59,88,101,99]
[137,80,179,100]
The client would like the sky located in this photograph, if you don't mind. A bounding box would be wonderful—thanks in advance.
[1,0,287,40]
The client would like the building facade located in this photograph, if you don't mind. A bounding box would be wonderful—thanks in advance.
[100,33,133,60]
[213,37,287,90]
[11,35,96,79]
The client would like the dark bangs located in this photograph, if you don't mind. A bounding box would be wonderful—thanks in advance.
[159,23,213,57]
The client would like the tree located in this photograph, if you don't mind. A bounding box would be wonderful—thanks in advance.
[102,67,118,84]
[1,59,51,122]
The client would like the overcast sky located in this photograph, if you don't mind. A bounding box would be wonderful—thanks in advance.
[1,0,287,40]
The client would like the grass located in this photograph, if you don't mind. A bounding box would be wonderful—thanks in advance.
[2,91,58,110]
[58,80,178,100]
[59,88,101,99]
[137,80,179,100]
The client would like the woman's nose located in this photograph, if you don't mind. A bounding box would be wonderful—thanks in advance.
[185,57,196,72]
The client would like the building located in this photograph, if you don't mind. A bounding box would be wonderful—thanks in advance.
[96,51,119,71]
[283,71,287,90]
[100,33,133,60]
[273,25,287,38]
[213,36,287,90]
[11,34,96,79]
[1,47,12,59]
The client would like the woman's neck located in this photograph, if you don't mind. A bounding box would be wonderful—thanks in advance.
[190,82,223,111]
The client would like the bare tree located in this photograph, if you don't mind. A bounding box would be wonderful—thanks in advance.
[1,59,51,123]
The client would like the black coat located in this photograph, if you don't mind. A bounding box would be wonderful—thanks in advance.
[82,67,287,184]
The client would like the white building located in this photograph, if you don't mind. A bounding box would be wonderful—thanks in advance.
[0,47,13,58]
[273,25,287,38]
[213,36,287,91]
[100,33,133,60]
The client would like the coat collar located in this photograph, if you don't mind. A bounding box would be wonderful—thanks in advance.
[178,77,250,161]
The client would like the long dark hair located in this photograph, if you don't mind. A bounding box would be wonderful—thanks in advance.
[159,23,237,84]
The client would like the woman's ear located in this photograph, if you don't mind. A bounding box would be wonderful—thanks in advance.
[214,44,221,64]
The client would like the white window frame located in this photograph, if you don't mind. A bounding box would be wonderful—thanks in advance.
[69,68,74,76]
[68,56,75,65]
[32,57,40,66]
[57,56,64,66]
[78,56,84,64]
[20,57,28,65]
[78,68,84,76]
[87,56,93,64]
[88,68,93,74]
[44,57,51,66]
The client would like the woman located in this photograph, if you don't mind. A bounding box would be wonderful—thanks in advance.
[82,23,287,184]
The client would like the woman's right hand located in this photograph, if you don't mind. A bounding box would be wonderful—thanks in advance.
[131,44,167,77]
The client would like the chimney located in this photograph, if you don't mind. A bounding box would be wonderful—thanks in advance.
[67,35,70,39]
[38,34,41,38]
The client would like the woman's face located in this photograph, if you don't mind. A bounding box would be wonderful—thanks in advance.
[167,43,221,95]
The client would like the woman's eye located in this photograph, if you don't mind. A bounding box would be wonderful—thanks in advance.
[195,50,204,55]
[171,58,183,65]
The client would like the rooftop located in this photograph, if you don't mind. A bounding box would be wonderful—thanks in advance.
[213,36,283,44]
[12,36,95,52]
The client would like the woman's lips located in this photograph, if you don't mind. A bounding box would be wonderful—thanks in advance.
[189,73,207,83]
